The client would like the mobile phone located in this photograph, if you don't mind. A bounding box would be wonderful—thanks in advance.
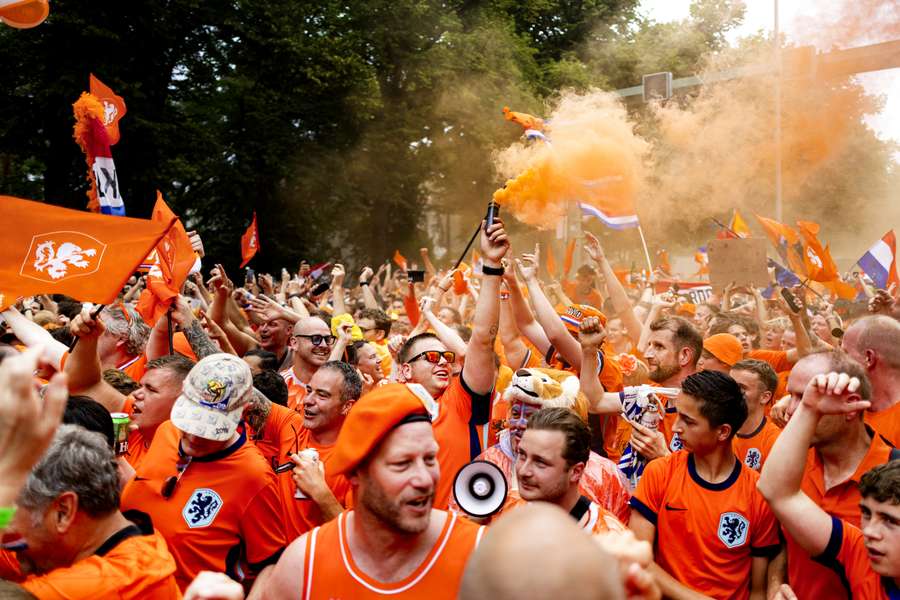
[485,201,500,232]
[407,270,425,283]
[780,288,802,314]
[311,281,330,297]
[245,268,255,282]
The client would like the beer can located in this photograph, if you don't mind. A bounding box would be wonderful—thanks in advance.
[111,413,130,456]
[294,448,320,500]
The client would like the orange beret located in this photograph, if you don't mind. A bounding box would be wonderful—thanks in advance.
[557,303,607,333]
[331,383,435,476]
[703,333,743,367]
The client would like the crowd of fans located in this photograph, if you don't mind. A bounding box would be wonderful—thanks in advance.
[0,218,898,599]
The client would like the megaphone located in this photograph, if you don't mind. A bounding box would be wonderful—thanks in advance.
[452,460,508,518]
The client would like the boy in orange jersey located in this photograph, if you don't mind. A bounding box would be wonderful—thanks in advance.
[759,370,900,600]
[730,359,780,471]
[629,370,779,600]
[249,383,485,600]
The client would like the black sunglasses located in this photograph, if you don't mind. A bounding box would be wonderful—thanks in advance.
[273,425,301,474]
[407,350,456,365]
[293,334,336,346]
[162,455,193,499]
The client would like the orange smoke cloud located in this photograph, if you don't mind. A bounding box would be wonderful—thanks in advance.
[492,91,648,230]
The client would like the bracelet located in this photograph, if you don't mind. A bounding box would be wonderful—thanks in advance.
[0,506,16,530]
[482,265,504,276]
[438,286,450,293]
[287,293,302,300]
[360,281,370,286]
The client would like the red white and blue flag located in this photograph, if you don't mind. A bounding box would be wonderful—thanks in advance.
[857,230,899,290]
[579,202,640,230]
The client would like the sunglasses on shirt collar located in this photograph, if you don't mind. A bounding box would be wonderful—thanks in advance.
[406,350,456,365]
[162,455,193,499]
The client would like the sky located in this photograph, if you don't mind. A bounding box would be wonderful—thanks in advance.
[638,0,900,153]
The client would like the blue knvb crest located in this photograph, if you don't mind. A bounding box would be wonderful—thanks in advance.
[183,488,223,528]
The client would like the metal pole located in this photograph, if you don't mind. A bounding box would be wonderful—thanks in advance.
[636,223,654,274]
[774,0,783,222]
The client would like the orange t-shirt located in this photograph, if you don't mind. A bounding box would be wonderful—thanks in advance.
[631,452,779,600]
[500,494,626,534]
[747,349,792,373]
[865,401,900,447]
[301,511,483,599]
[120,421,286,590]
[20,519,180,599]
[562,281,605,310]
[785,432,893,600]
[817,515,898,599]
[281,366,309,411]
[252,402,305,467]
[275,425,354,543]
[732,416,780,471]
[433,376,490,509]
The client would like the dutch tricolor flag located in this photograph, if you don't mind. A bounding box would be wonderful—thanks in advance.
[857,231,899,289]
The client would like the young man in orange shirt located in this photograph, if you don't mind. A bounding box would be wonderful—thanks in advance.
[730,359,780,471]
[4,426,180,599]
[509,407,626,534]
[120,354,286,591]
[250,383,485,599]
[758,369,900,600]
[394,219,509,509]
[629,370,779,600]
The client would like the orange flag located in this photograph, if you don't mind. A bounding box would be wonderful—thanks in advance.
[89,74,127,146]
[240,213,259,268]
[0,195,172,309]
[136,193,196,325]
[453,262,471,295]
[797,220,839,283]
[755,215,807,275]
[546,244,558,278]
[393,250,408,271]
[563,239,576,277]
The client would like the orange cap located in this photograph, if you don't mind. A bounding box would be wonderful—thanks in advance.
[331,383,435,476]
[702,333,743,367]
[556,304,607,334]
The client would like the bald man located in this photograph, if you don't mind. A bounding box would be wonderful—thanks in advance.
[841,315,900,446]
[460,503,658,600]
[281,317,334,410]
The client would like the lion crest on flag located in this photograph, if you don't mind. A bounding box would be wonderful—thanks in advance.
[32,240,98,280]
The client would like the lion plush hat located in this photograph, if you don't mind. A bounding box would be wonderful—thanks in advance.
[503,367,588,422]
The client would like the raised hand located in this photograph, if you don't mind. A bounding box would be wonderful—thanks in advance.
[579,316,607,350]
[801,371,871,415]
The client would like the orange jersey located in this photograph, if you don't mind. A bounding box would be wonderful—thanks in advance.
[21,518,180,599]
[120,421,286,590]
[818,516,898,600]
[785,432,893,600]
[732,416,780,471]
[301,511,483,599]
[865,401,900,447]
[631,452,780,600]
[433,376,491,509]
[281,366,309,411]
[276,426,354,543]
[252,402,305,467]
[747,349,792,373]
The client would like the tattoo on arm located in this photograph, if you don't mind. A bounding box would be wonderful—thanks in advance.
[183,319,219,359]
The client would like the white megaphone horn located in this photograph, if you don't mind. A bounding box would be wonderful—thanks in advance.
[452,460,508,518]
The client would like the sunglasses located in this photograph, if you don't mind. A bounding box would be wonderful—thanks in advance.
[408,350,456,365]
[162,455,193,499]
[293,334,336,347]
[273,425,301,474]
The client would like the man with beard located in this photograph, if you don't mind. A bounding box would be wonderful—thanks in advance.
[282,317,334,411]
[249,383,485,599]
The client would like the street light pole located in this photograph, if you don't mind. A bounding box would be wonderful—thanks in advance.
[774,0,783,222]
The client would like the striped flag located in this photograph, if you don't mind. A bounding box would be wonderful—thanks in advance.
[857,230,899,289]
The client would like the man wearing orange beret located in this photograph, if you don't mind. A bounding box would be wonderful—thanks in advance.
[250,383,485,599]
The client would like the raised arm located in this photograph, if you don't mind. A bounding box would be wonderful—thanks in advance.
[359,266,381,310]
[330,264,347,317]
[1,307,68,370]
[461,219,509,395]
[579,317,625,414]
[498,285,529,370]
[65,309,127,413]
[420,296,468,359]
[585,232,642,345]
[757,372,871,557]
[503,264,551,353]
[517,245,582,370]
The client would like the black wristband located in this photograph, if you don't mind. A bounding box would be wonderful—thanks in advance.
[482,265,504,276]
[360,281,370,286]
[287,293,302,300]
